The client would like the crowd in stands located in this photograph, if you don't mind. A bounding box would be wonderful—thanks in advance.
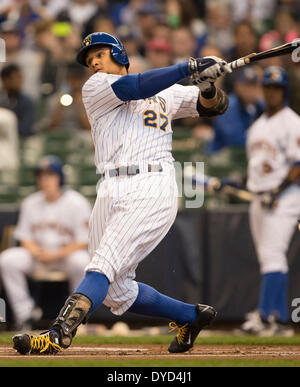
[0,0,299,196]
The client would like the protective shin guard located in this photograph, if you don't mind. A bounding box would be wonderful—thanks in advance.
[50,293,92,348]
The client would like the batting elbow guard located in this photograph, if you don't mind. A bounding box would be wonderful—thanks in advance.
[197,89,229,118]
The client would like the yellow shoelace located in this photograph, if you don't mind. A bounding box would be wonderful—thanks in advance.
[168,322,189,344]
[30,333,62,354]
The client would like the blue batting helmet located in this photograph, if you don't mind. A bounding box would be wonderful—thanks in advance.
[35,155,64,186]
[76,32,129,69]
[262,66,290,103]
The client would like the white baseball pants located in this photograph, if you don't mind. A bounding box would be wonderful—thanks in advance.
[85,164,178,316]
[249,185,300,274]
[0,247,89,324]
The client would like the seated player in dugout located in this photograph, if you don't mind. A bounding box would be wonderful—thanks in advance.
[13,32,231,355]
[0,156,91,330]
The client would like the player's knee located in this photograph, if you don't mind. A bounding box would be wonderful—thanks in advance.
[103,279,138,315]
[0,247,28,270]
[258,248,288,273]
[66,250,90,270]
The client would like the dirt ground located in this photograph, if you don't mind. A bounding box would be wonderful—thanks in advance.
[1,344,300,360]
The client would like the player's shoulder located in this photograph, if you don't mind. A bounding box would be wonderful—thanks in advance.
[82,72,120,92]
[282,107,300,123]
[62,189,91,208]
[20,191,44,208]
[249,111,266,131]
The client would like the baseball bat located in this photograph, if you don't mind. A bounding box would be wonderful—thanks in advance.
[228,39,300,71]
[195,175,254,202]
[218,184,253,202]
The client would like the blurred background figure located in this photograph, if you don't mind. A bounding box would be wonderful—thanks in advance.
[205,0,235,55]
[0,20,43,100]
[0,107,19,171]
[116,24,148,74]
[0,155,91,330]
[240,66,300,337]
[171,26,197,64]
[205,66,264,155]
[228,21,258,64]
[40,63,89,132]
[259,9,298,52]
[145,37,172,69]
[0,64,36,137]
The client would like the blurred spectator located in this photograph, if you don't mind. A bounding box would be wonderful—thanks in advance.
[171,26,197,64]
[0,64,36,137]
[225,21,259,93]
[166,0,200,28]
[0,0,41,40]
[33,19,61,97]
[205,0,235,55]
[68,0,98,31]
[36,0,71,20]
[230,0,277,26]
[145,38,172,69]
[92,15,116,36]
[116,25,148,74]
[278,0,300,20]
[0,107,19,170]
[136,3,161,51]
[118,1,161,53]
[259,9,298,52]
[152,22,172,42]
[0,155,91,330]
[228,21,258,62]
[81,0,112,38]
[51,11,82,64]
[40,63,90,132]
[0,21,43,100]
[205,66,264,154]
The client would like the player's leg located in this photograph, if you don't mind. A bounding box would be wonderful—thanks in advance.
[95,171,216,352]
[62,249,91,292]
[0,247,38,329]
[244,190,300,335]
[12,185,112,355]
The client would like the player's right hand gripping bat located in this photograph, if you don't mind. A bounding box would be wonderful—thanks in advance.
[204,176,253,202]
[228,39,300,71]
[204,176,281,208]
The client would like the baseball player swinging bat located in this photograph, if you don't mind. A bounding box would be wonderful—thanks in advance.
[228,39,300,71]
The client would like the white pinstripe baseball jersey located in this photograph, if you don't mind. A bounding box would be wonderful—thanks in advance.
[82,72,200,173]
[247,107,300,192]
[82,72,200,315]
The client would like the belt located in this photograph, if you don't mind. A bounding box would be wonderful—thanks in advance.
[100,164,163,179]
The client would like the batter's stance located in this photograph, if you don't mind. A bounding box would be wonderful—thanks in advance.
[13,32,230,355]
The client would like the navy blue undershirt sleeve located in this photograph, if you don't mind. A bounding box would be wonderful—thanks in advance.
[111,62,190,101]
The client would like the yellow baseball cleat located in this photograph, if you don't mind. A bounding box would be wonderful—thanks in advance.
[13,331,62,355]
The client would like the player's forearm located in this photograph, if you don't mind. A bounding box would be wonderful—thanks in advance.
[276,164,300,194]
[53,241,88,260]
[111,62,190,101]
[197,87,229,117]
[21,240,42,257]
[199,85,218,109]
